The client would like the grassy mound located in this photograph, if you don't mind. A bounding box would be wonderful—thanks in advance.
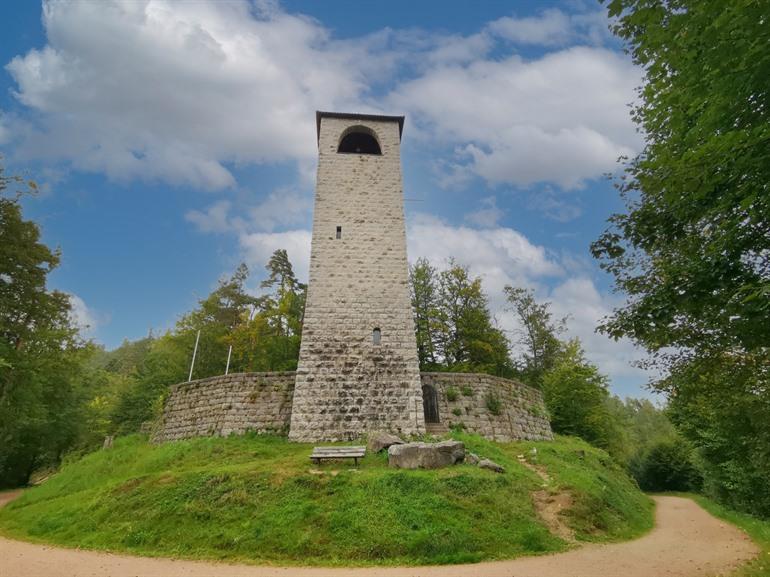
[0,432,652,566]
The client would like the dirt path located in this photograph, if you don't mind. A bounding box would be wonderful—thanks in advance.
[0,493,757,577]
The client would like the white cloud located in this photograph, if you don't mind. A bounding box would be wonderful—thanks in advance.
[465,196,504,228]
[185,200,232,234]
[408,213,563,297]
[5,0,372,189]
[239,229,311,282]
[243,188,313,232]
[5,2,639,195]
[406,214,651,393]
[527,191,583,222]
[0,111,11,145]
[389,45,641,190]
[487,9,573,46]
[549,277,648,381]
[487,8,614,47]
[186,186,313,283]
[68,293,103,337]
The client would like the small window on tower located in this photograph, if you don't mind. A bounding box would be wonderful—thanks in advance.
[372,328,381,345]
[336,226,342,239]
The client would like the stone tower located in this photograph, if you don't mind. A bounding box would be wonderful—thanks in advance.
[288,112,425,442]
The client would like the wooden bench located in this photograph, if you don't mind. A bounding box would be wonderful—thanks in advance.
[310,446,366,466]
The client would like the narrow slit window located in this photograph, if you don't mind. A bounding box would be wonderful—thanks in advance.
[336,226,342,239]
[372,328,381,345]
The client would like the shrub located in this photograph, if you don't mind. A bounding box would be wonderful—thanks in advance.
[461,385,474,397]
[632,439,703,492]
[452,408,462,417]
[485,393,502,416]
[446,387,458,402]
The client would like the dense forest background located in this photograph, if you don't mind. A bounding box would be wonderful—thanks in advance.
[1,0,767,521]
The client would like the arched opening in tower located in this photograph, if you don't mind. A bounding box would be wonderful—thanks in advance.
[337,130,382,155]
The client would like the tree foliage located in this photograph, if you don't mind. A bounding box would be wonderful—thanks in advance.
[504,286,566,388]
[633,439,703,492]
[410,259,512,376]
[109,251,307,434]
[0,167,87,486]
[595,0,770,516]
[593,0,770,358]
[542,340,624,459]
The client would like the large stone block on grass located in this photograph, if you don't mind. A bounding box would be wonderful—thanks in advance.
[388,440,465,469]
[368,431,404,453]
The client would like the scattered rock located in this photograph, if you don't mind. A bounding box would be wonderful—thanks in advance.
[388,440,465,469]
[478,458,505,473]
[367,431,404,454]
[467,452,480,465]
[102,435,114,450]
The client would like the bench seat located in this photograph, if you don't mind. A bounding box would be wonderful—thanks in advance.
[310,446,366,466]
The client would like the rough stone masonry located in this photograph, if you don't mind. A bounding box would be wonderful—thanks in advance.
[153,111,553,445]
[288,112,426,441]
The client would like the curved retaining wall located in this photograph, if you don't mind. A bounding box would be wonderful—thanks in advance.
[152,372,296,442]
[153,371,552,443]
[420,373,552,441]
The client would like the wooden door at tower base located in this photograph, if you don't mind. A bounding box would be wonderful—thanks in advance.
[422,384,440,423]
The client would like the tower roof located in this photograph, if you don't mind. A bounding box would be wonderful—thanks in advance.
[316,111,405,143]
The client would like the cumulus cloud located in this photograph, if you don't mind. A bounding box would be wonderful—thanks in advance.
[405,214,651,392]
[186,187,312,280]
[185,187,312,235]
[5,1,640,194]
[549,277,648,380]
[527,191,583,222]
[240,229,311,282]
[487,8,574,46]
[465,196,504,228]
[68,293,103,337]
[389,45,641,190]
[408,213,563,296]
[185,200,232,234]
[487,8,614,47]
[6,0,372,188]
[0,111,11,145]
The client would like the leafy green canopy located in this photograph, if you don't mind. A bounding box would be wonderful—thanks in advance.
[0,165,87,487]
[109,251,306,433]
[595,0,770,516]
[503,286,565,388]
[410,258,513,377]
[593,0,770,357]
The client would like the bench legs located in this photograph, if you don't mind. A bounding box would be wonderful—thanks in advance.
[311,457,361,466]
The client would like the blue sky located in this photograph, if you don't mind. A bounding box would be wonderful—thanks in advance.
[0,0,656,399]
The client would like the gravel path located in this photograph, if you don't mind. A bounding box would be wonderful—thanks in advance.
[0,493,757,577]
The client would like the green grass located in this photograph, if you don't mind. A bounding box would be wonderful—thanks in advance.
[0,433,652,567]
[669,493,770,577]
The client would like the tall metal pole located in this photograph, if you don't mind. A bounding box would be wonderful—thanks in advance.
[188,329,200,382]
[225,344,232,375]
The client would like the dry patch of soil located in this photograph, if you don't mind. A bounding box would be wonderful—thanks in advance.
[0,491,758,577]
[517,453,577,542]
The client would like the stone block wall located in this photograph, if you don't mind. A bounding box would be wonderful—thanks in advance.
[152,372,295,443]
[153,370,552,444]
[421,373,553,441]
[289,114,425,442]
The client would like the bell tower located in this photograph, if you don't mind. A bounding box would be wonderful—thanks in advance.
[289,112,425,441]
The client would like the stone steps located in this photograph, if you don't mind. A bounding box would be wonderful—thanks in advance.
[425,422,449,435]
